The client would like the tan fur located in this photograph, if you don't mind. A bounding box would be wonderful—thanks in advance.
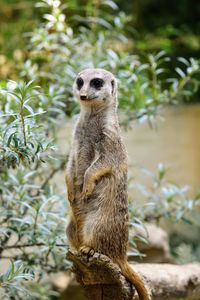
[66,68,150,300]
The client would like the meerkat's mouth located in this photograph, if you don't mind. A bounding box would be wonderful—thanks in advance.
[80,96,98,101]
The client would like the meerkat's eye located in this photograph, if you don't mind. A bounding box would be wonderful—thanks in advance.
[90,78,104,90]
[76,77,84,90]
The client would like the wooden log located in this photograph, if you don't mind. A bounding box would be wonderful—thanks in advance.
[67,250,135,300]
[66,250,200,300]
[135,263,200,300]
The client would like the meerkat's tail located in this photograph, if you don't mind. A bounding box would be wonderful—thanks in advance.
[118,261,151,300]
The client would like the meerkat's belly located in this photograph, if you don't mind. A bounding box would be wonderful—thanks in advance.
[80,175,129,257]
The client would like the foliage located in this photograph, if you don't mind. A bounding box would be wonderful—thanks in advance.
[0,260,34,299]
[0,78,69,298]
[129,164,200,224]
[0,80,54,168]
[1,0,200,69]
[0,157,70,298]
[128,164,200,258]
[121,1,200,56]
[0,0,200,299]
[170,232,200,264]
[17,0,200,122]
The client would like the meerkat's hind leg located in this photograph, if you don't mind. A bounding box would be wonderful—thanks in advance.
[66,219,80,250]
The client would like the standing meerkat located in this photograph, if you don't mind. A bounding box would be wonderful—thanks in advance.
[66,68,150,300]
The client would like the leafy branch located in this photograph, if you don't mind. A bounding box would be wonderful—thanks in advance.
[0,243,66,252]
[0,80,54,168]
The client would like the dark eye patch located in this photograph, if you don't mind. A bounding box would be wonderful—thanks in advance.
[90,78,104,90]
[76,77,84,90]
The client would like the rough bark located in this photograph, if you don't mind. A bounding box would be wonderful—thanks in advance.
[135,263,200,300]
[67,250,135,300]
[66,250,200,300]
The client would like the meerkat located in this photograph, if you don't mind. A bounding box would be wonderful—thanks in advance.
[66,68,150,300]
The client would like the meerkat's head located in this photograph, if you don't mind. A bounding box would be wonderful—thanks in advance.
[73,68,117,108]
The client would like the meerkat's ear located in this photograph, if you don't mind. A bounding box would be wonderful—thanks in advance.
[111,78,117,98]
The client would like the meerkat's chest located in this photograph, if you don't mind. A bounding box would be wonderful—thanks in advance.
[73,124,101,170]
[75,121,102,148]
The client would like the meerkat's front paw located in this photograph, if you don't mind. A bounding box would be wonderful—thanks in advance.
[80,181,95,200]
[79,246,95,256]
[68,190,75,202]
[66,176,75,202]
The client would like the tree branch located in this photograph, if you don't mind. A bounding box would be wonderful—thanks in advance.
[66,250,200,300]
[67,250,135,300]
[40,157,67,191]
[0,242,66,253]
[135,262,200,300]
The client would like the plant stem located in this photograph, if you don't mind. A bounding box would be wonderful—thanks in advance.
[0,242,66,250]
[20,101,27,146]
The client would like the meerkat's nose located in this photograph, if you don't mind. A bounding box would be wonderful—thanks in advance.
[80,95,88,100]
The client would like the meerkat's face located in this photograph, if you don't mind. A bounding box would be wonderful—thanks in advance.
[73,68,117,106]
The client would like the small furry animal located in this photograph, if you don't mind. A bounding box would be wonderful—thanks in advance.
[66,68,150,300]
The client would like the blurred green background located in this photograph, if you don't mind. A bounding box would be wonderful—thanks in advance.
[0,0,200,76]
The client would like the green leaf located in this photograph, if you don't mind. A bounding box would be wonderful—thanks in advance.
[24,104,34,115]
[7,132,16,147]
[175,67,186,78]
